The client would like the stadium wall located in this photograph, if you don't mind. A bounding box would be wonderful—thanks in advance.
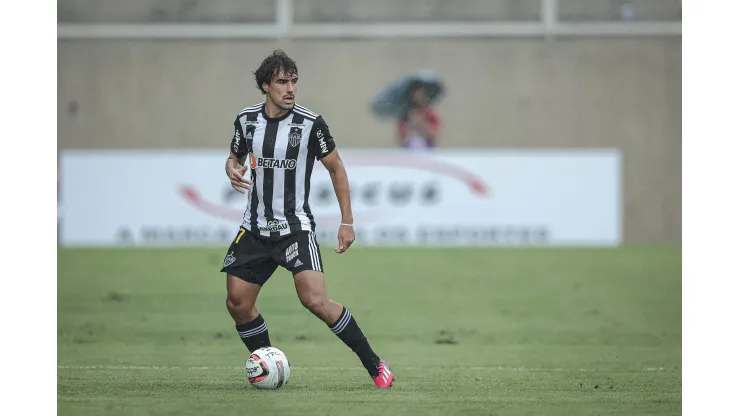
[57,38,681,243]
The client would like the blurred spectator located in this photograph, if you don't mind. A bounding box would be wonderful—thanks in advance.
[396,82,441,150]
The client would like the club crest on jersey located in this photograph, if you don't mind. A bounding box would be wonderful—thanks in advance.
[289,129,302,147]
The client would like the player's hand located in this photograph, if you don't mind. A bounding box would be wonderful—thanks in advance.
[229,164,253,194]
[336,224,355,254]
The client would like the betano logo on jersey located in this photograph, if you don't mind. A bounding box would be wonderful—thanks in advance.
[248,153,297,170]
[257,158,297,169]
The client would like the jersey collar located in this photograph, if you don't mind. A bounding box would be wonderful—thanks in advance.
[261,102,294,123]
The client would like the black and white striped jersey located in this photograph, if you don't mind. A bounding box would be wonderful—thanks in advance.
[230,102,336,239]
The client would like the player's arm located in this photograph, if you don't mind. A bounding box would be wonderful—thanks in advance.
[226,117,252,193]
[321,149,353,226]
[313,116,354,253]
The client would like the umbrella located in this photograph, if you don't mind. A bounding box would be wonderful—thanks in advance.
[371,72,445,118]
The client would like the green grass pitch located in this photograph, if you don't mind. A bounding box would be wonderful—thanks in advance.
[58,245,681,415]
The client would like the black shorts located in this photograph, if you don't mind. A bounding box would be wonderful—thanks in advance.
[220,227,324,286]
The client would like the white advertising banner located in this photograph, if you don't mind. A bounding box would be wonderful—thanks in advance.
[59,149,621,247]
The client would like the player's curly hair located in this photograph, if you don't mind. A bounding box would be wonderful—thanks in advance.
[254,49,298,95]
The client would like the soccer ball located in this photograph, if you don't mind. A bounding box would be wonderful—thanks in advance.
[245,347,291,389]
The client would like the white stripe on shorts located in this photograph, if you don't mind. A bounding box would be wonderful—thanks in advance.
[308,232,321,272]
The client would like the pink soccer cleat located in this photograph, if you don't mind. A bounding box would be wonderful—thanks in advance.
[372,360,395,388]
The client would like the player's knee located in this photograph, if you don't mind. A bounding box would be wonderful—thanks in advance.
[299,292,326,313]
[225,296,239,312]
[226,294,254,314]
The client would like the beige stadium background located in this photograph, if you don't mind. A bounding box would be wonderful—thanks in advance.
[57,3,681,244]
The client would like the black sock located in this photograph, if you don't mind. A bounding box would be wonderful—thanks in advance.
[329,307,381,376]
[236,314,271,352]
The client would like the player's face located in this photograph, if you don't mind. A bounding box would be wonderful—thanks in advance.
[265,69,298,111]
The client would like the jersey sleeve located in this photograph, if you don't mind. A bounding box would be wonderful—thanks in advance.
[310,116,336,160]
[230,116,248,158]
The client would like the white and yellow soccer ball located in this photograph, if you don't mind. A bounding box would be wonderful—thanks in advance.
[246,347,291,389]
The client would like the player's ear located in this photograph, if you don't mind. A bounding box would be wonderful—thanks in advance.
[262,82,269,94]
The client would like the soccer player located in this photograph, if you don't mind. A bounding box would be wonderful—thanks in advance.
[220,50,394,388]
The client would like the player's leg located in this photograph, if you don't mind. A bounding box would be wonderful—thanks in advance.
[293,270,393,387]
[221,227,279,352]
[277,231,394,387]
[226,275,262,323]
[226,274,273,351]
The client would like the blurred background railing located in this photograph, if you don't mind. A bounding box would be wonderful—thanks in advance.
[58,0,681,38]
